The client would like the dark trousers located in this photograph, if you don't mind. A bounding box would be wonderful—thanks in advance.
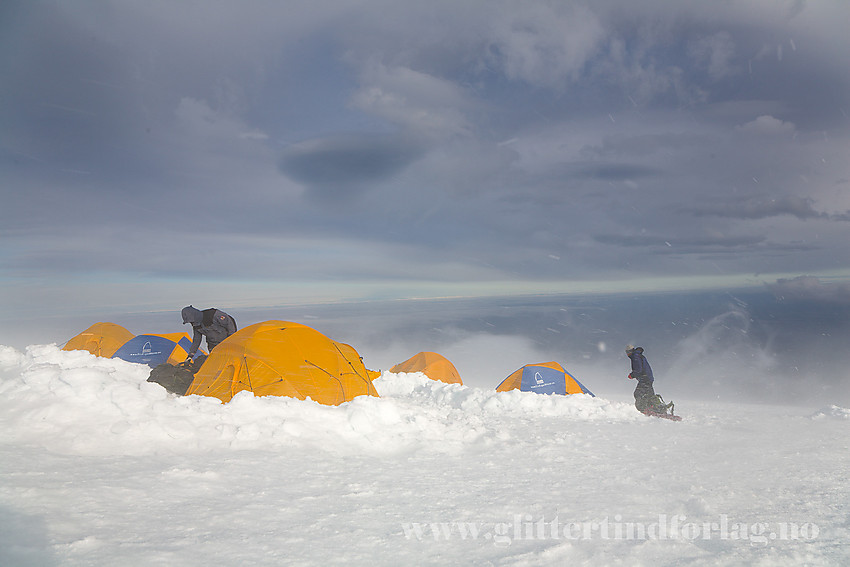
[633,379,656,412]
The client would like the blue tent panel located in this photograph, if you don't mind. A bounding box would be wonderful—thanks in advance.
[520,365,567,395]
[112,335,178,367]
[177,335,193,354]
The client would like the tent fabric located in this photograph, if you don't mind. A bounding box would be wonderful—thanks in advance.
[62,322,135,358]
[111,333,196,368]
[389,351,463,385]
[496,361,594,396]
[185,320,379,406]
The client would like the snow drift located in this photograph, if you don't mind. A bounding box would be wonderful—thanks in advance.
[1,344,847,566]
[0,344,635,458]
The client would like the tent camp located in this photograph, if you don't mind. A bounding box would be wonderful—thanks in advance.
[63,322,135,358]
[496,361,594,396]
[111,333,197,368]
[185,320,379,406]
[389,351,463,385]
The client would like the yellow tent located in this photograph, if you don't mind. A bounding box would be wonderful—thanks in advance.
[62,322,135,358]
[366,369,382,381]
[496,361,594,396]
[185,320,379,405]
[390,351,463,385]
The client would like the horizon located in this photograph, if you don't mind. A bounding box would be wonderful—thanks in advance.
[5,285,848,407]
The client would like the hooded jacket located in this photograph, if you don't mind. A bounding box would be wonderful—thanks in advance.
[627,347,654,384]
[182,306,237,356]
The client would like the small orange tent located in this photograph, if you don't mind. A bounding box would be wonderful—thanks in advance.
[63,322,135,358]
[390,351,463,385]
[185,320,378,405]
[496,361,594,396]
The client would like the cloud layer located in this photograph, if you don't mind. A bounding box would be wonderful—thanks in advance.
[2,0,849,317]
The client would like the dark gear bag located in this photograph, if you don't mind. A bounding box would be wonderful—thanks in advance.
[147,355,207,395]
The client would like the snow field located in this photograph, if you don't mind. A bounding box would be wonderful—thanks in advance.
[1,344,848,566]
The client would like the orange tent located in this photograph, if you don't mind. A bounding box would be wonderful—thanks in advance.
[62,322,135,358]
[111,332,198,367]
[496,361,594,396]
[390,351,463,385]
[185,320,378,405]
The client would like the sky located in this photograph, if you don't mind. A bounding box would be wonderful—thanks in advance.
[2,0,850,328]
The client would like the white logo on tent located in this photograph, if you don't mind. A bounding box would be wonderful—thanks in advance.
[530,370,556,390]
[128,340,163,357]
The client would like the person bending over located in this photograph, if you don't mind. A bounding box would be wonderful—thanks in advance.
[181,305,237,360]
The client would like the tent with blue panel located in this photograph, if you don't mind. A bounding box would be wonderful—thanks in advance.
[496,361,594,396]
[111,333,199,368]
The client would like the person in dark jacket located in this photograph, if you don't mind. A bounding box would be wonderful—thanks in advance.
[181,305,237,360]
[626,345,656,412]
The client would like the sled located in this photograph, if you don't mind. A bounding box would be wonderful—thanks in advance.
[642,409,682,421]
[638,393,682,421]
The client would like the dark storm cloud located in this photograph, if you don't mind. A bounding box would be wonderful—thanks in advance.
[686,196,840,221]
[278,133,427,201]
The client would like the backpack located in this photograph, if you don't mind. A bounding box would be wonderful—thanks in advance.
[202,308,237,331]
[147,355,207,395]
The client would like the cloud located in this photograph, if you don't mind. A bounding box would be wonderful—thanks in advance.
[702,100,790,121]
[767,276,850,304]
[593,233,765,251]
[486,3,606,89]
[573,163,660,181]
[687,196,833,221]
[2,0,850,316]
[239,130,269,141]
[591,27,709,107]
[735,115,796,136]
[580,130,709,159]
[688,31,738,80]
[278,133,427,201]
[174,97,264,149]
[351,61,475,139]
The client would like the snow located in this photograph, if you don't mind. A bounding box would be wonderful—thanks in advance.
[1,344,848,566]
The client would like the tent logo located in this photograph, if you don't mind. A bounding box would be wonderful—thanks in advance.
[129,341,162,358]
[530,371,555,390]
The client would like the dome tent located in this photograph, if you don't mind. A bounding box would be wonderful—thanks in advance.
[63,322,135,358]
[389,351,463,385]
[496,361,594,396]
[185,320,379,405]
[111,333,197,368]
